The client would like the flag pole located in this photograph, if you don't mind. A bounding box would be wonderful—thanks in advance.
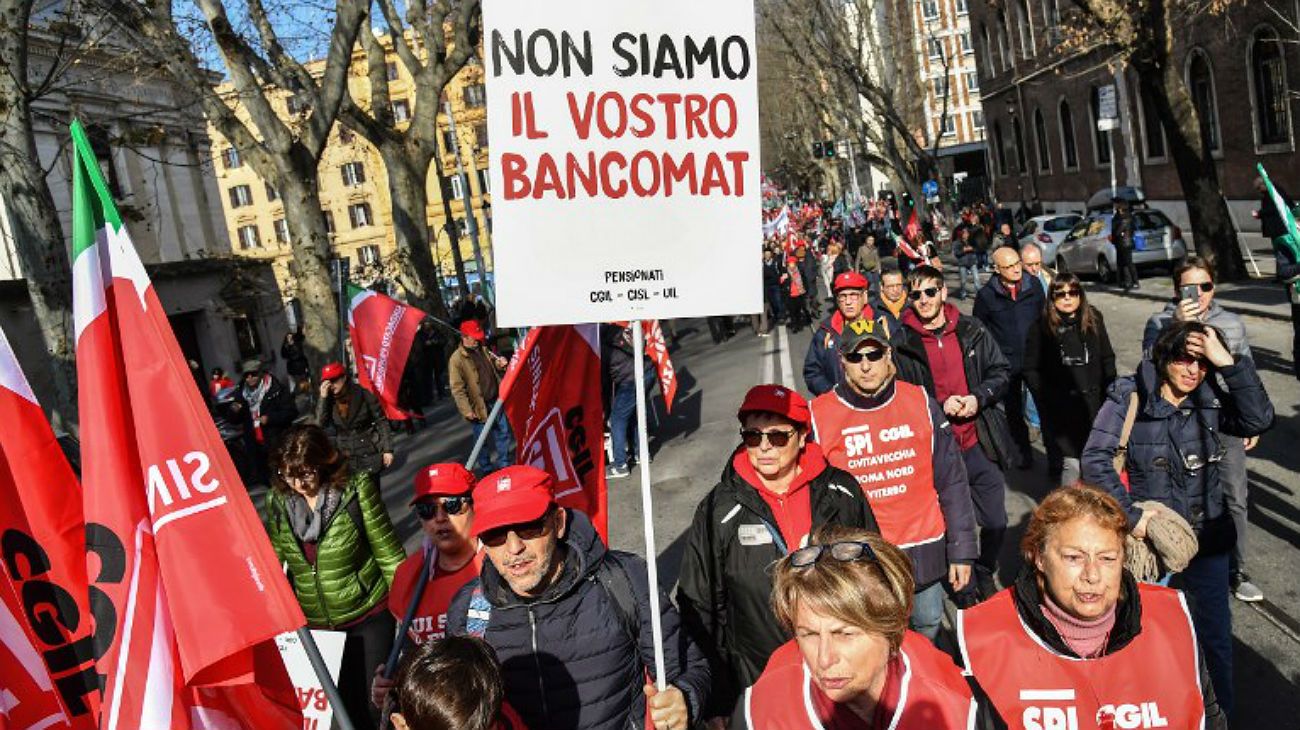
[297,626,356,730]
[375,543,438,730]
[631,320,668,689]
[467,398,506,470]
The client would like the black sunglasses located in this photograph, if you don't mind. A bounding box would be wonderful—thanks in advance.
[843,348,888,364]
[908,286,941,301]
[414,495,473,520]
[790,540,879,568]
[1184,281,1214,293]
[1052,287,1083,300]
[479,512,553,548]
[740,428,797,448]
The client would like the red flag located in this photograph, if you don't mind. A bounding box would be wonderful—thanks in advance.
[500,326,608,539]
[70,120,303,729]
[0,325,98,728]
[903,201,922,245]
[347,285,426,420]
[643,321,678,414]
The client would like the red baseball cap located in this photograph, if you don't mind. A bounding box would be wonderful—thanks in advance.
[459,320,487,341]
[471,465,555,537]
[320,362,345,381]
[833,271,869,292]
[410,462,476,504]
[737,384,810,427]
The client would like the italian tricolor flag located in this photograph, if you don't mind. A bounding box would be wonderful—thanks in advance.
[70,119,305,729]
[346,283,425,419]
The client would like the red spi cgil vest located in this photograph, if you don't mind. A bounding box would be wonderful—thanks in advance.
[743,631,975,729]
[811,381,945,549]
[957,584,1204,730]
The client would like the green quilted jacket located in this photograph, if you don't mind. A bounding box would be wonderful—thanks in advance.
[264,471,406,628]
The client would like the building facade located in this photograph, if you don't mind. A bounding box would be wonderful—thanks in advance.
[210,37,494,305]
[0,19,291,408]
[912,0,989,198]
[971,0,1300,237]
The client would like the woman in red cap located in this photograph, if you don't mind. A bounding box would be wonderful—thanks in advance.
[372,462,485,709]
[676,384,880,727]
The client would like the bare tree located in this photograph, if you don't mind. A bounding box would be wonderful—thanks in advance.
[339,1,479,319]
[98,0,370,368]
[762,0,955,213]
[1059,0,1245,277]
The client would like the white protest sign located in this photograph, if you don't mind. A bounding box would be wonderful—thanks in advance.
[483,0,763,326]
[1097,85,1120,131]
[276,630,347,730]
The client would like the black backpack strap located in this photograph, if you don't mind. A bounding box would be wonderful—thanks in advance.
[594,554,640,642]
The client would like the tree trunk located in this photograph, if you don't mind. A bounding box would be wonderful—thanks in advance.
[0,0,78,432]
[278,169,341,372]
[1136,67,1241,278]
[431,150,470,296]
[380,145,451,322]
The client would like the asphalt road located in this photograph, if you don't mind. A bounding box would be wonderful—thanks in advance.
[376,268,1300,728]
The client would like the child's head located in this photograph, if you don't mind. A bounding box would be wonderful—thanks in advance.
[390,636,504,730]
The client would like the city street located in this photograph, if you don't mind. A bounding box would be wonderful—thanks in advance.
[377,267,1300,728]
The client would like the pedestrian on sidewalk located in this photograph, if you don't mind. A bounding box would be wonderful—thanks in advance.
[1255,176,1300,381]
[811,317,976,639]
[959,485,1228,729]
[315,361,394,479]
[450,320,512,475]
[742,528,975,729]
[1111,201,1140,290]
[1082,322,1275,716]
[601,323,652,480]
[1141,257,1263,603]
[896,265,1015,603]
[446,466,712,730]
[973,246,1046,469]
[1023,274,1116,485]
[953,225,980,300]
[677,385,878,723]
[762,248,786,333]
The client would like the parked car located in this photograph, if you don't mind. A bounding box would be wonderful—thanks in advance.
[1017,214,1083,266]
[1055,208,1188,282]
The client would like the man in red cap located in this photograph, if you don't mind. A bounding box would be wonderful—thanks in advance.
[450,320,512,474]
[370,462,484,709]
[676,384,878,724]
[810,314,977,642]
[447,465,712,730]
[314,360,393,476]
[802,270,903,396]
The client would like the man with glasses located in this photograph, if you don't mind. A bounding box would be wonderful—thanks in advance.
[447,465,711,730]
[1020,241,1052,291]
[809,316,976,640]
[803,271,902,396]
[898,265,1015,603]
[371,463,483,709]
[973,246,1046,469]
[677,385,877,724]
[1142,257,1262,603]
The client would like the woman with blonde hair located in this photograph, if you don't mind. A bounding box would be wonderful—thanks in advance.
[957,485,1226,729]
[741,526,974,729]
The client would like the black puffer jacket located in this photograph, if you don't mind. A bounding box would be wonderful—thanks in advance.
[967,568,1227,729]
[1023,308,1117,458]
[896,309,1016,467]
[447,509,710,730]
[314,383,393,475]
[675,447,878,719]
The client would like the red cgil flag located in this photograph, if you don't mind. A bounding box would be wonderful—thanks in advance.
[346,284,426,420]
[643,321,678,414]
[0,323,98,729]
[500,325,608,539]
[69,120,303,729]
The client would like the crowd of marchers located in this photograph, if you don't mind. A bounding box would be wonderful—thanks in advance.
[217,191,1279,728]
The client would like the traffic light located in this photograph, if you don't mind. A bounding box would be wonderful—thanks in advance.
[823,140,838,159]
[812,141,825,158]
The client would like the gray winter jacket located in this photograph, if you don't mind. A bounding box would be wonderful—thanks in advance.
[1142,301,1252,361]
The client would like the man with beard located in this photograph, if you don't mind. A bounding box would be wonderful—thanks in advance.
[447,466,711,730]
